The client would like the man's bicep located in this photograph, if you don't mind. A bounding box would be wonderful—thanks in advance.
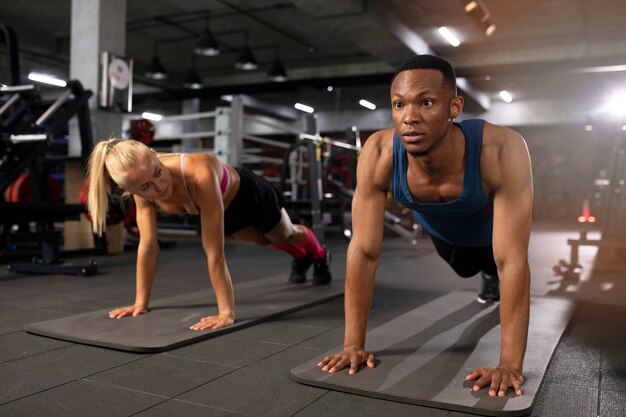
[492,136,533,265]
[351,183,387,257]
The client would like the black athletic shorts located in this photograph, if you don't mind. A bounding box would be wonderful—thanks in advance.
[430,235,498,278]
[223,167,285,236]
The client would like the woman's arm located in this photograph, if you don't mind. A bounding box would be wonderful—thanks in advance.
[188,155,235,330]
[109,195,160,318]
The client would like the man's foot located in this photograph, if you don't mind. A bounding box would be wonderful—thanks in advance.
[289,254,313,284]
[313,250,332,285]
[477,272,500,303]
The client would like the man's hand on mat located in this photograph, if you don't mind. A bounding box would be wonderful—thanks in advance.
[318,346,376,374]
[189,313,234,331]
[108,305,148,319]
[465,366,524,397]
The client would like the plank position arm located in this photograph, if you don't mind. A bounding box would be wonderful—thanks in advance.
[466,126,533,396]
[109,194,160,318]
[318,130,391,374]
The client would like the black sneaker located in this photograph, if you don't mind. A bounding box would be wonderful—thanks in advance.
[289,254,313,284]
[477,271,500,304]
[312,250,332,285]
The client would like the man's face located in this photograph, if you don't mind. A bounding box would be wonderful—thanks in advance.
[390,69,457,157]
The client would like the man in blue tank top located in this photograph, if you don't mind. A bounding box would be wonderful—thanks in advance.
[319,55,533,398]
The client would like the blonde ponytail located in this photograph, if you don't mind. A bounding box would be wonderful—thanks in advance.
[87,140,112,235]
[86,138,151,235]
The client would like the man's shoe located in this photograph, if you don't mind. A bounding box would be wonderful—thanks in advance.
[477,271,500,304]
[312,250,332,285]
[289,254,313,284]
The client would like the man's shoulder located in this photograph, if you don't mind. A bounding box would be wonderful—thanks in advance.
[480,122,527,161]
[363,128,395,152]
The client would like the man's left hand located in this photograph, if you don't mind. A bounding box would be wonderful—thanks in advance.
[465,366,524,396]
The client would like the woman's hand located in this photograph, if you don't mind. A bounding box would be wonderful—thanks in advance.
[189,312,235,331]
[108,305,148,319]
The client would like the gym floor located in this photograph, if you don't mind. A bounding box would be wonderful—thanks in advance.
[0,223,624,417]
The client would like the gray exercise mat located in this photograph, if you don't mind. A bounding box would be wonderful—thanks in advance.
[291,291,575,417]
[24,275,343,352]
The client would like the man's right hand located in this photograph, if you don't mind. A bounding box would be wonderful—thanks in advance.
[318,346,376,374]
[108,305,148,319]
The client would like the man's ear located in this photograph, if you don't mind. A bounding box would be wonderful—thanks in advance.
[450,95,464,119]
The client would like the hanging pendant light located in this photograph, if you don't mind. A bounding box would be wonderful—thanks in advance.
[234,31,257,71]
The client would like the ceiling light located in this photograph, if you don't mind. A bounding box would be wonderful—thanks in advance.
[234,46,258,70]
[145,55,167,80]
[183,68,203,89]
[485,23,497,36]
[327,86,333,92]
[27,72,67,87]
[294,103,314,113]
[267,59,288,82]
[438,27,460,47]
[621,125,626,131]
[465,1,478,12]
[499,90,513,103]
[142,112,163,121]
[359,99,376,110]
[194,29,220,56]
[606,91,626,116]
[584,124,593,132]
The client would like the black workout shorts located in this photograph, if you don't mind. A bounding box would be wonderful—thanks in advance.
[430,235,498,278]
[223,167,285,236]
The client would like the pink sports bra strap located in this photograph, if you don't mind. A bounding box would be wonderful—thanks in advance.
[219,164,230,195]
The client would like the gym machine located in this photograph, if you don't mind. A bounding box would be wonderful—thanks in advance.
[1,23,98,276]
[554,131,626,280]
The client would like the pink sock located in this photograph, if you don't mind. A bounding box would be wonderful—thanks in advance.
[296,226,326,260]
[269,243,307,259]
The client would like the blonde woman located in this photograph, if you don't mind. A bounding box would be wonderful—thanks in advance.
[87,138,331,331]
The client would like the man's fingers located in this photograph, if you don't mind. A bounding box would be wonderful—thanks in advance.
[465,369,481,381]
[366,354,375,368]
[489,374,502,397]
[512,379,523,396]
[473,374,490,392]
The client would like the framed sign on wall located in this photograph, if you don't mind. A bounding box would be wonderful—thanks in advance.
[99,51,133,112]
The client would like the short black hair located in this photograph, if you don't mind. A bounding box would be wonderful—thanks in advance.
[391,54,457,95]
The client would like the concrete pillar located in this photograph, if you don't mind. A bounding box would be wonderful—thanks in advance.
[69,0,126,154]
[66,0,126,252]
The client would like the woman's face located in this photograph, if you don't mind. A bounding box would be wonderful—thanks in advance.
[120,151,173,200]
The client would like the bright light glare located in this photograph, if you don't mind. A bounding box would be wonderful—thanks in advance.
[142,112,163,121]
[499,90,513,103]
[465,1,478,12]
[606,91,626,116]
[28,72,67,87]
[621,125,626,131]
[438,27,460,47]
[359,99,376,110]
[294,103,314,113]
[585,124,594,132]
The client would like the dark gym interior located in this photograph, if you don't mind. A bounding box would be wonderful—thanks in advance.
[1,1,625,416]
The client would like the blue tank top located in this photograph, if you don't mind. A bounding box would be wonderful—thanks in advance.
[391,119,493,247]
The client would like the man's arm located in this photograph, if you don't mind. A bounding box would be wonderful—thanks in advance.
[319,131,390,374]
[467,126,533,396]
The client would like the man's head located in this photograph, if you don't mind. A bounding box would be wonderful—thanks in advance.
[390,55,463,157]
[392,54,457,97]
